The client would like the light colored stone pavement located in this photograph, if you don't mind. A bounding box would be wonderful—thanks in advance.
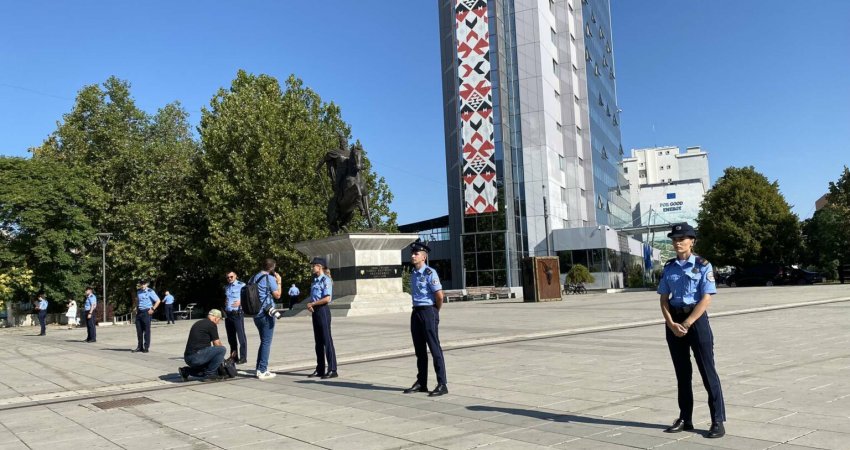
[0,284,848,449]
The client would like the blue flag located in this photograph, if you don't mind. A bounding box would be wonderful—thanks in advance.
[643,243,653,271]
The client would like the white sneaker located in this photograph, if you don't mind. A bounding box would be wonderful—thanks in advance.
[256,370,276,380]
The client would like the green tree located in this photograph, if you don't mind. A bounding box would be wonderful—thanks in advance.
[197,71,397,288]
[31,77,200,312]
[0,158,104,303]
[803,167,850,276]
[567,264,595,284]
[696,166,802,267]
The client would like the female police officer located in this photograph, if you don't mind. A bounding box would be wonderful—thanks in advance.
[658,223,726,438]
[307,257,338,379]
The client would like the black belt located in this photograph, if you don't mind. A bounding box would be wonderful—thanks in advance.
[669,305,694,315]
[413,305,434,311]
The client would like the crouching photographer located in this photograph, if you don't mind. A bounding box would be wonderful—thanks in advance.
[179,309,227,382]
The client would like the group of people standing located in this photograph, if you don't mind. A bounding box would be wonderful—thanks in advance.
[180,239,449,397]
[31,287,98,342]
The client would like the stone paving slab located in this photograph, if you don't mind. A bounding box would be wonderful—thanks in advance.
[0,285,848,448]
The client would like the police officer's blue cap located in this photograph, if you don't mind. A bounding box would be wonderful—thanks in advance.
[137,279,148,285]
[410,239,431,253]
[310,257,327,268]
[667,223,697,239]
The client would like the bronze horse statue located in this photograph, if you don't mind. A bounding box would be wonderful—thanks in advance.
[316,134,374,234]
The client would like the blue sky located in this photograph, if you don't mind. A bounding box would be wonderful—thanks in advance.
[1,1,848,224]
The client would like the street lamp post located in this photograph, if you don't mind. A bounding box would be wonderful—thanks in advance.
[96,233,112,323]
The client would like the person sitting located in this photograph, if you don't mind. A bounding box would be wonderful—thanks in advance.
[179,309,227,382]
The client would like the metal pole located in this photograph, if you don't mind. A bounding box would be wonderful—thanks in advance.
[102,242,107,323]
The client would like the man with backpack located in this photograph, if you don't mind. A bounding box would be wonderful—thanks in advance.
[250,258,282,380]
[179,309,227,382]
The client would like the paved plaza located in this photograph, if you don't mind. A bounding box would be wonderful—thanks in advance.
[0,285,848,449]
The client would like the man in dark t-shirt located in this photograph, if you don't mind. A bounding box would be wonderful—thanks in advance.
[179,309,227,382]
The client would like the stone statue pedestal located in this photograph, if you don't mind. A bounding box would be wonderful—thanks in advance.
[288,233,419,317]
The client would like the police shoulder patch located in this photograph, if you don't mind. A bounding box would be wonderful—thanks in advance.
[706,271,715,282]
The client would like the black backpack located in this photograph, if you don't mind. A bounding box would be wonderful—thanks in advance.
[217,357,237,378]
[240,273,269,316]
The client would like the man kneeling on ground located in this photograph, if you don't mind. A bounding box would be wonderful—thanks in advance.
[179,309,227,382]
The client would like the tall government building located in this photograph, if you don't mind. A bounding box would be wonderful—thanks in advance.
[432,0,641,289]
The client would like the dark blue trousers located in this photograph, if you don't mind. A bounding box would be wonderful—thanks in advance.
[86,311,96,341]
[411,306,447,386]
[37,310,47,335]
[666,312,726,423]
[311,305,337,374]
[165,304,175,324]
[185,346,227,378]
[225,310,248,361]
[135,310,152,350]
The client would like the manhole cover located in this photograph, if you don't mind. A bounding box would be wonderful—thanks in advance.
[92,397,157,410]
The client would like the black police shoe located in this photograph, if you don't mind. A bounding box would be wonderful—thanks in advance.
[428,384,448,397]
[132,347,143,353]
[142,349,149,353]
[237,358,247,365]
[308,370,324,378]
[321,371,338,379]
[178,367,189,382]
[403,382,429,394]
[664,418,694,433]
[707,422,725,438]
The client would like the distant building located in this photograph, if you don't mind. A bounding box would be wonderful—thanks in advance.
[621,146,710,226]
[815,193,829,211]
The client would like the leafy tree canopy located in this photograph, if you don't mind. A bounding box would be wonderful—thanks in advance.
[696,166,801,267]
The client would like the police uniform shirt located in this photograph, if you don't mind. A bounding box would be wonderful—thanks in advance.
[38,298,48,310]
[137,288,160,310]
[84,294,97,311]
[310,274,332,303]
[288,286,300,296]
[163,294,174,305]
[224,280,245,312]
[657,255,717,307]
[411,265,442,307]
[252,272,279,309]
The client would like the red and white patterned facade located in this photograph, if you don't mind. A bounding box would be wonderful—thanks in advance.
[455,0,498,214]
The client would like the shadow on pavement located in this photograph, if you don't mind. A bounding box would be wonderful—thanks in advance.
[295,379,401,392]
[98,348,134,352]
[466,405,664,430]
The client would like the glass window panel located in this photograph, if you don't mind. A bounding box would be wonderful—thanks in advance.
[464,253,476,271]
[463,235,476,253]
[493,252,506,271]
[493,233,506,251]
[465,270,478,287]
[494,270,507,287]
[477,252,493,270]
[479,270,494,286]
[464,216,477,233]
[476,233,493,252]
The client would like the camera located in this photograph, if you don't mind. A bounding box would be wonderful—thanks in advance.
[266,306,284,320]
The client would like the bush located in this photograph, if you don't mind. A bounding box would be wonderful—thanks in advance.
[627,265,645,288]
[567,264,595,284]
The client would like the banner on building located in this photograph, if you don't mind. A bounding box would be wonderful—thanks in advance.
[455,0,498,214]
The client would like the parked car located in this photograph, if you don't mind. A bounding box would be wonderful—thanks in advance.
[786,268,823,285]
[725,264,783,287]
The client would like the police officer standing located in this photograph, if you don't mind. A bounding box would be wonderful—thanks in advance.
[35,292,48,336]
[224,271,248,364]
[403,239,448,397]
[83,287,97,343]
[288,284,300,310]
[307,257,338,379]
[658,223,726,438]
[162,290,175,324]
[133,280,161,353]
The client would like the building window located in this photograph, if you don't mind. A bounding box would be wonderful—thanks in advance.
[606,42,611,53]
[551,27,557,44]
[606,105,611,116]
[599,27,605,39]
[602,55,608,67]
[659,166,664,170]
[585,48,591,61]
[666,165,671,169]
[639,162,644,167]
[585,23,592,37]
[601,146,608,159]
[553,58,559,74]
[609,69,616,79]
[598,93,603,106]
[665,150,670,154]
[639,169,646,178]
[576,125,582,135]
[556,121,562,132]
[554,90,560,101]
[623,166,628,174]
[594,63,600,76]
[591,12,596,23]
[560,187,567,202]
[658,151,663,156]
[550,0,555,14]
[570,33,576,42]
[559,154,565,171]
[613,114,619,126]
[619,144,624,155]
[563,219,569,228]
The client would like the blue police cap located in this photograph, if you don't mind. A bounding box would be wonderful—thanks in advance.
[310,257,328,268]
[667,223,697,239]
[410,239,431,253]
[137,279,148,286]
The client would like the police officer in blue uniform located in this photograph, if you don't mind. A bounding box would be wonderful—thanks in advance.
[133,280,161,353]
[403,239,448,396]
[307,257,338,379]
[162,290,175,324]
[84,287,97,342]
[658,223,726,439]
[35,292,48,336]
[224,270,248,364]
